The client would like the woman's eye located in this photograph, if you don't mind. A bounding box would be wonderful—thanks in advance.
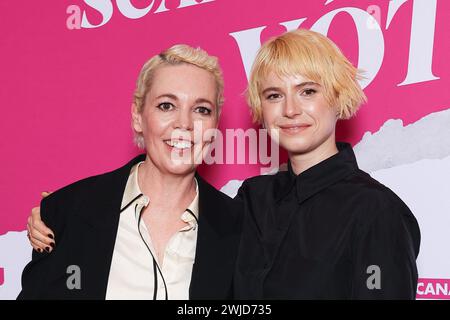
[195,106,212,115]
[266,93,282,100]
[157,102,174,111]
[302,88,317,96]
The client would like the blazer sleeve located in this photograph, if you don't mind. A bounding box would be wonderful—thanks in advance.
[350,193,421,299]
[17,194,64,299]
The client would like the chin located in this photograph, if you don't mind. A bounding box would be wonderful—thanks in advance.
[279,137,315,155]
[164,161,197,176]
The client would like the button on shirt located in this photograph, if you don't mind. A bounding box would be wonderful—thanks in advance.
[105,162,199,300]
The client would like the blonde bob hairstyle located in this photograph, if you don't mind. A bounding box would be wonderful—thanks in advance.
[132,44,224,148]
[246,29,367,123]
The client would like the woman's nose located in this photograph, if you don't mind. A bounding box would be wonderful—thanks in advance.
[174,109,193,130]
[283,94,302,118]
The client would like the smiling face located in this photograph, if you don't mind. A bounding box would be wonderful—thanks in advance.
[132,63,219,176]
[260,72,338,158]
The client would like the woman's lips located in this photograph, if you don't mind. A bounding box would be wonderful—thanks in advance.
[164,139,194,150]
[278,124,311,135]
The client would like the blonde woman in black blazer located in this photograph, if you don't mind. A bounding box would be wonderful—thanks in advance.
[19,45,241,300]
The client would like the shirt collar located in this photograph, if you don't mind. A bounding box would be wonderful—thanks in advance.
[274,142,359,204]
[121,161,147,210]
[121,161,199,225]
[181,179,199,228]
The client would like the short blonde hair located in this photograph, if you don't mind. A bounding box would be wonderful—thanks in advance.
[133,44,224,148]
[247,29,367,123]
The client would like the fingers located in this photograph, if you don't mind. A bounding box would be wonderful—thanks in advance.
[26,224,42,253]
[26,223,47,253]
[30,207,55,240]
[27,221,55,253]
[41,191,52,198]
[25,191,55,253]
[27,224,52,253]
[27,208,56,252]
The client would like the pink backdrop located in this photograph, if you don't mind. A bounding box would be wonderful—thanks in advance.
[1,0,449,299]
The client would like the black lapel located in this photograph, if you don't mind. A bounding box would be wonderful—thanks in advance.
[72,154,146,299]
[71,160,239,299]
[189,174,241,299]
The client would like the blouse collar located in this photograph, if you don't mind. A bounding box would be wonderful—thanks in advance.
[274,142,359,204]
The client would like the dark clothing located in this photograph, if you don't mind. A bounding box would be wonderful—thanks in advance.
[234,142,420,299]
[18,155,242,300]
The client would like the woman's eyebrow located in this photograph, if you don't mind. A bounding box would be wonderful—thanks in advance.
[261,82,319,95]
[194,98,214,105]
[155,93,178,100]
[261,87,281,95]
[295,81,319,89]
[154,94,213,105]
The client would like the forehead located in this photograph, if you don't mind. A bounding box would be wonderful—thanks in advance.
[148,64,217,99]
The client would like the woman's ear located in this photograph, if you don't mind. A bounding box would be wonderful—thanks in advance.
[131,103,143,133]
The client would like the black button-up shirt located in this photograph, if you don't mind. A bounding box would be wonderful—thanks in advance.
[234,142,420,299]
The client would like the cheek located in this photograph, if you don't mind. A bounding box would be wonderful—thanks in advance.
[261,104,278,126]
[142,112,170,139]
[320,107,338,129]
[205,115,219,128]
[305,103,336,128]
[198,117,218,142]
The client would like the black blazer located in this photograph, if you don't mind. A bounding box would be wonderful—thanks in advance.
[18,155,242,300]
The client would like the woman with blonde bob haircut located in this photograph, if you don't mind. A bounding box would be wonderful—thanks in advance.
[234,29,420,299]
[247,29,366,123]
[19,44,242,300]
